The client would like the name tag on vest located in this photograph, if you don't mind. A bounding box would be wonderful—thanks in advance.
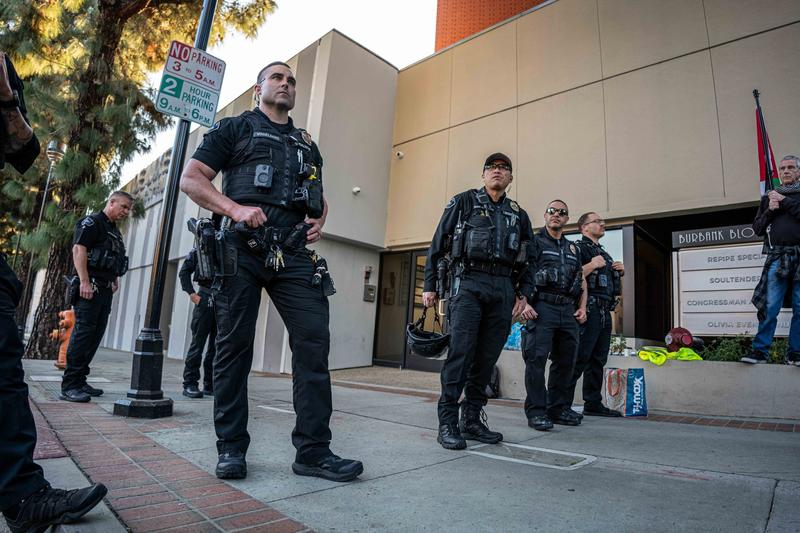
[253,131,283,142]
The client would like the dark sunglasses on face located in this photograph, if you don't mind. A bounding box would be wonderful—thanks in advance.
[546,207,568,216]
[484,163,511,172]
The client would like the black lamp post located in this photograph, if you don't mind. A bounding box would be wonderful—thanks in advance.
[18,139,66,339]
[114,0,218,418]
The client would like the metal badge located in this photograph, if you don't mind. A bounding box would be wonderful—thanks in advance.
[509,200,519,212]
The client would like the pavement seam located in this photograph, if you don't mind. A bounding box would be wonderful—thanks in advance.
[764,479,779,533]
[265,455,470,504]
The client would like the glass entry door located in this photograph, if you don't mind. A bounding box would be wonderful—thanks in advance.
[373,249,445,372]
[404,251,445,372]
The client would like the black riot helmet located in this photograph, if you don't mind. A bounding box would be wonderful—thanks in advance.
[406,307,449,359]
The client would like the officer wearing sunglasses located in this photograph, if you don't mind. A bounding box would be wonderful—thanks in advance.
[422,153,533,450]
[518,200,587,430]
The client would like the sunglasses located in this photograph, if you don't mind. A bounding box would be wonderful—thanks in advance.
[585,218,605,225]
[545,207,568,216]
[484,163,511,172]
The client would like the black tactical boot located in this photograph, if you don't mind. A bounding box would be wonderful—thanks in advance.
[459,404,503,444]
[215,452,247,479]
[59,389,90,403]
[80,384,104,397]
[3,484,107,533]
[437,423,467,450]
[182,384,203,398]
[292,454,364,482]
[528,415,553,431]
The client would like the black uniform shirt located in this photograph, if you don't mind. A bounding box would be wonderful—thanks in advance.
[752,188,800,249]
[178,249,210,293]
[576,235,616,300]
[522,228,585,302]
[424,188,533,293]
[72,211,122,282]
[191,108,323,228]
[1,54,41,174]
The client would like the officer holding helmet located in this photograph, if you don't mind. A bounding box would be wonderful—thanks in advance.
[518,200,587,430]
[567,212,623,417]
[180,61,362,483]
[60,191,132,403]
[423,153,532,450]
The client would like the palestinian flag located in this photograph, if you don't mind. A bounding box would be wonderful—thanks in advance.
[755,90,779,195]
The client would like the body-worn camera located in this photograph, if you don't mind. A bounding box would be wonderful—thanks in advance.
[254,164,273,189]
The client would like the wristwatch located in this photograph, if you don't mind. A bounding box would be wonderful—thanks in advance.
[0,90,20,109]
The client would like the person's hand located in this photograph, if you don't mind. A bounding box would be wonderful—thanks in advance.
[79,280,94,300]
[189,293,201,305]
[768,190,785,203]
[230,204,267,228]
[305,217,324,243]
[592,255,606,269]
[574,307,587,323]
[0,52,13,100]
[422,291,438,308]
[612,261,624,275]
[520,303,537,321]
[512,296,527,318]
[112,279,119,293]
[769,198,781,211]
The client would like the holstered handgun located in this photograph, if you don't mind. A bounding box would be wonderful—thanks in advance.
[64,275,79,307]
[187,217,216,282]
[311,255,336,297]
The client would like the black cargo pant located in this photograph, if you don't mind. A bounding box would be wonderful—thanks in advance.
[438,271,515,425]
[0,306,48,511]
[183,288,216,389]
[62,286,113,392]
[521,299,579,419]
[568,297,612,406]
[213,239,332,463]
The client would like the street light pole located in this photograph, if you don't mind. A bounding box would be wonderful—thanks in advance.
[114,0,218,418]
[18,139,66,339]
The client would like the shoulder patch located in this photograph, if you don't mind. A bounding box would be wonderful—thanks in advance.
[207,121,221,134]
[300,130,313,145]
[509,200,519,212]
[445,197,457,209]
[569,243,577,255]
[80,217,95,228]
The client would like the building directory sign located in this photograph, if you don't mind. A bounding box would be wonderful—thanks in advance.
[155,41,226,128]
[676,243,790,336]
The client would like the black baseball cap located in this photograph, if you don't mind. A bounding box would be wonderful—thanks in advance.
[484,152,512,171]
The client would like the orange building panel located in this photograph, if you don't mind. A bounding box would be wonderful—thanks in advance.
[436,0,548,51]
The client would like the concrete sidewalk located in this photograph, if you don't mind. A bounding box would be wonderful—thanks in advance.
[20,348,800,532]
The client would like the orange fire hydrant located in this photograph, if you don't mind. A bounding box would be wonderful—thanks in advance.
[49,309,75,370]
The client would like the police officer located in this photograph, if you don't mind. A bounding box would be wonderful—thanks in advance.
[567,212,623,417]
[180,61,362,482]
[178,247,216,398]
[423,153,532,450]
[519,200,587,431]
[1,49,107,532]
[60,191,132,402]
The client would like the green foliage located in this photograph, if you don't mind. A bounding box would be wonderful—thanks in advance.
[610,335,628,354]
[698,335,788,364]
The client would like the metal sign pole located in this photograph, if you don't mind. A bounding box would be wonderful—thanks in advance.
[114,0,218,418]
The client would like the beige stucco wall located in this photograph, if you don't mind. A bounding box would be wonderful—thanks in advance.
[386,0,800,247]
[104,30,394,371]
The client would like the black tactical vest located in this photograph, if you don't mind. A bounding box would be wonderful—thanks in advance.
[532,230,582,298]
[577,238,621,300]
[221,111,323,218]
[455,189,523,268]
[87,215,128,278]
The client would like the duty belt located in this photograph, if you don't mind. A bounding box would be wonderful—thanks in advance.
[588,295,613,308]
[464,259,513,277]
[535,291,574,306]
[221,216,293,249]
[90,278,113,290]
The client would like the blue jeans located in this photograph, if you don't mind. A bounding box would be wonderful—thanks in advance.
[752,260,800,355]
